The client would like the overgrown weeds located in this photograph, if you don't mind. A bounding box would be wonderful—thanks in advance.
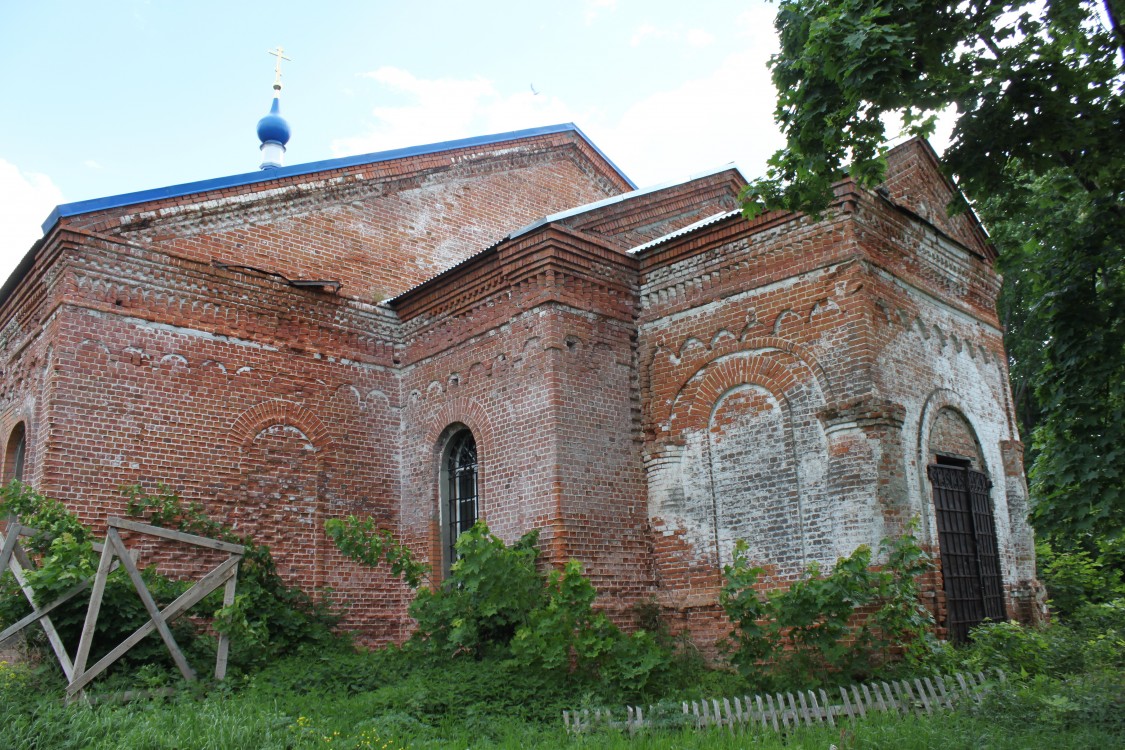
[719,523,936,692]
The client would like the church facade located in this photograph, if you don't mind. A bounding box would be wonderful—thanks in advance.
[0,123,1040,646]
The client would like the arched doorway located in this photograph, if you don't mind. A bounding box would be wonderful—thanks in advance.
[926,409,1005,641]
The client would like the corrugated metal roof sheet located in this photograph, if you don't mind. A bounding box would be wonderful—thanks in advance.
[628,209,741,255]
[507,162,743,241]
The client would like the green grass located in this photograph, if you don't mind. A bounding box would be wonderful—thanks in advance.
[2,661,1122,749]
[3,603,1123,749]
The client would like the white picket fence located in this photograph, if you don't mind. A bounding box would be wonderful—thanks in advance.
[564,670,1004,735]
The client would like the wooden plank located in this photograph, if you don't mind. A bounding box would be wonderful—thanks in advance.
[7,548,75,681]
[733,696,744,728]
[914,678,933,715]
[66,557,238,696]
[886,679,904,715]
[805,690,820,724]
[213,561,239,680]
[934,673,953,708]
[840,686,854,720]
[955,672,970,696]
[926,677,943,709]
[868,682,887,714]
[779,694,792,728]
[723,698,734,733]
[900,679,918,715]
[107,517,245,555]
[885,680,902,714]
[818,689,834,727]
[797,690,812,726]
[107,529,197,683]
[851,686,867,718]
[0,521,20,576]
[756,694,767,729]
[70,537,118,687]
[861,683,875,714]
[764,693,779,731]
[877,681,897,714]
[788,692,802,727]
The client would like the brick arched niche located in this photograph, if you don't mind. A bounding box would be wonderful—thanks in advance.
[927,407,986,468]
[652,349,830,577]
[3,421,27,483]
[916,390,997,533]
[229,401,334,589]
[423,398,494,580]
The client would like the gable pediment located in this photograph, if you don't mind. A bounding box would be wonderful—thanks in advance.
[880,139,994,261]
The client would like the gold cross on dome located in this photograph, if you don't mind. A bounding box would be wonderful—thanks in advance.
[268,46,291,89]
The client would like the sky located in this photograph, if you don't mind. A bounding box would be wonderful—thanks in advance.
[0,0,946,283]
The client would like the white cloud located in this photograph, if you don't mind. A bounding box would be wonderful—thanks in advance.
[630,23,716,49]
[0,159,63,283]
[685,29,715,48]
[591,44,784,187]
[331,67,588,157]
[583,0,617,25]
[83,160,102,170]
[630,22,664,47]
[332,5,785,194]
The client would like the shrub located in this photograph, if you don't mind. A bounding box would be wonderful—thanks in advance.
[720,525,935,691]
[0,482,339,682]
[330,519,674,700]
[408,525,544,658]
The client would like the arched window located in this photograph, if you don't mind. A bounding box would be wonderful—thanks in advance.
[4,422,26,484]
[441,428,478,575]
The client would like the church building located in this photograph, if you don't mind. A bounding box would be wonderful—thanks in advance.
[0,86,1040,647]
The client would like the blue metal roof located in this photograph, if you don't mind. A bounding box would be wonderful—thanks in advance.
[40,123,635,234]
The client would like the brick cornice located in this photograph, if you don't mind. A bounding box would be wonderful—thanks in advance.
[41,233,401,367]
[392,223,639,326]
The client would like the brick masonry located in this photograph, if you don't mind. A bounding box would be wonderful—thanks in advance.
[0,128,1040,650]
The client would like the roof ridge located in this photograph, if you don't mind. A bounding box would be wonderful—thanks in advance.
[41,123,634,233]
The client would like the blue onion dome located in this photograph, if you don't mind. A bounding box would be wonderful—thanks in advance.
[257,97,291,146]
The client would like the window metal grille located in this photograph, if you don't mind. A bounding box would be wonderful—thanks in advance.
[446,430,478,570]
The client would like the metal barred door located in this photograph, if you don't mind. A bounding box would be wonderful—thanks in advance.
[928,464,1006,642]
[967,469,1007,623]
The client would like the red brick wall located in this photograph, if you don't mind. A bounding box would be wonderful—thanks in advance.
[59,132,629,305]
[4,236,412,643]
[394,227,653,615]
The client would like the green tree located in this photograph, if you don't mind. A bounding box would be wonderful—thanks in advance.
[745,0,1124,558]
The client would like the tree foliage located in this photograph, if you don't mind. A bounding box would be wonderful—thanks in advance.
[746,0,1124,556]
